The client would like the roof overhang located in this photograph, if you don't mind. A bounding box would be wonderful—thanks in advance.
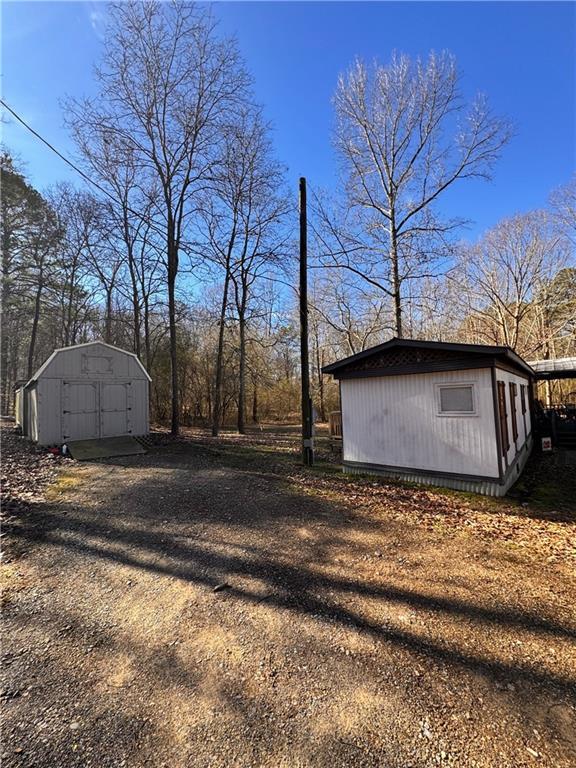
[527,357,576,381]
[322,338,534,379]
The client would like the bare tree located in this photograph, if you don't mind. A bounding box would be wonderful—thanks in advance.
[455,211,569,355]
[310,272,391,357]
[66,1,251,434]
[82,201,124,344]
[197,107,288,435]
[550,175,576,249]
[229,131,289,434]
[47,185,98,347]
[1,155,64,405]
[323,51,511,337]
[23,205,62,378]
[65,125,161,360]
[405,274,463,342]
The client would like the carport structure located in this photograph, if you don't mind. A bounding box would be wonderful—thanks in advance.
[529,357,576,450]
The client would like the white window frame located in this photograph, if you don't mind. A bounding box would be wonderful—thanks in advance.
[435,382,477,417]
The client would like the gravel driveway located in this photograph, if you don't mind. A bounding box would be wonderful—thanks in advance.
[2,429,575,767]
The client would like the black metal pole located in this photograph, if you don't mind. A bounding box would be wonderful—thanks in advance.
[299,177,313,466]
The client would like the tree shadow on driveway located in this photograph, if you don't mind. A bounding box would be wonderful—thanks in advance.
[10,446,576,694]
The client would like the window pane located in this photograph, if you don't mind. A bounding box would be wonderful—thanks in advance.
[440,386,474,412]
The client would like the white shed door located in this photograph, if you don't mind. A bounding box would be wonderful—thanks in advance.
[100,382,131,438]
[63,382,99,441]
[62,380,133,441]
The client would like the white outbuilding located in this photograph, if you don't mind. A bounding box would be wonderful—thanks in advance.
[17,341,150,446]
[323,338,534,496]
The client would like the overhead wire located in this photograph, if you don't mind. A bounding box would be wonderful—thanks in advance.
[1,98,298,300]
[0,98,167,241]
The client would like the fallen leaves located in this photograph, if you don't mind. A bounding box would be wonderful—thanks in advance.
[289,469,576,564]
[1,423,72,559]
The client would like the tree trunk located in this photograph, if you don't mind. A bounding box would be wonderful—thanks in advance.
[65,255,79,346]
[212,270,230,437]
[221,396,229,427]
[104,288,113,344]
[127,250,141,359]
[167,237,179,435]
[237,303,246,434]
[143,294,151,372]
[252,382,258,424]
[318,354,326,422]
[9,334,20,415]
[390,223,402,337]
[1,226,11,413]
[27,270,43,379]
[313,327,326,422]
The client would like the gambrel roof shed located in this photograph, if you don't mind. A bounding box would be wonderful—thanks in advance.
[18,341,150,446]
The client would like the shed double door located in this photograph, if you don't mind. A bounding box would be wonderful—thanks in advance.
[62,380,133,441]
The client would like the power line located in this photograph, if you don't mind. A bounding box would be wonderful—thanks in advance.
[2,100,116,201]
[0,98,166,240]
[1,99,297,299]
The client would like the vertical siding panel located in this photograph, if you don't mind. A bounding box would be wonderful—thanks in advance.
[341,368,499,478]
[37,379,62,445]
[130,380,149,435]
[29,388,38,442]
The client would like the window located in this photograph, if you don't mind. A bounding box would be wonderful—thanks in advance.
[509,382,518,443]
[437,384,475,415]
[497,381,509,456]
[82,354,113,374]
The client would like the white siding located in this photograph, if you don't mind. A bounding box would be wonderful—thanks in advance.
[37,379,63,445]
[130,380,149,435]
[29,388,38,442]
[341,368,499,479]
[15,387,24,427]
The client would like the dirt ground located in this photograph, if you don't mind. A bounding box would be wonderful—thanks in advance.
[2,422,575,768]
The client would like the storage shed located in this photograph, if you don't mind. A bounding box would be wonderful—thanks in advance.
[323,339,534,496]
[13,380,26,429]
[18,341,150,446]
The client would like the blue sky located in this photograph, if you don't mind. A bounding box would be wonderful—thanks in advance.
[2,1,574,241]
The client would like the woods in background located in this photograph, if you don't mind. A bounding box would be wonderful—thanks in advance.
[2,2,575,426]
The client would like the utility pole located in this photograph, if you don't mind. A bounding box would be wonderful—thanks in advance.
[299,177,314,466]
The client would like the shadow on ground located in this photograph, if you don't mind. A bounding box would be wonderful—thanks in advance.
[3,435,576,767]
[10,443,576,690]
